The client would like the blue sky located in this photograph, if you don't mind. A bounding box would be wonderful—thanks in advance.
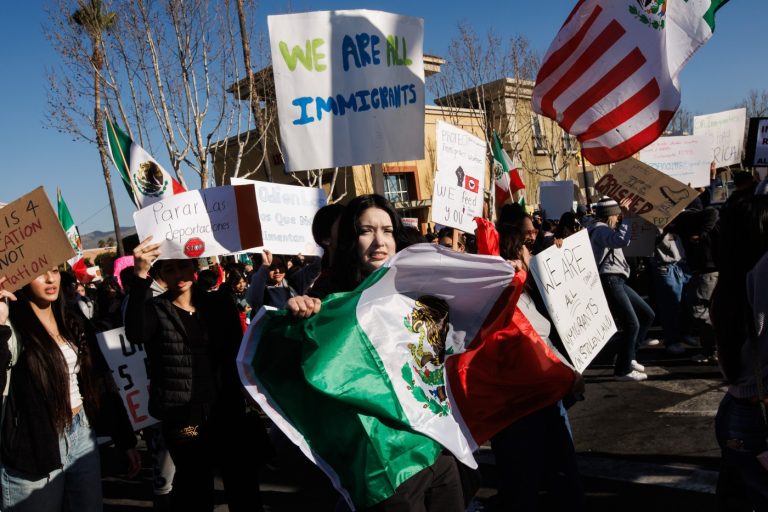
[0,0,763,233]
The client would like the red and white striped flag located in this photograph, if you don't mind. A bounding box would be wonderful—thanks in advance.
[533,0,729,165]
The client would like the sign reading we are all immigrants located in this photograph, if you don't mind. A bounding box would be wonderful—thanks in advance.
[268,10,425,171]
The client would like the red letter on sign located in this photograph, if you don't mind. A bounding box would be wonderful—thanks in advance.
[126,389,148,423]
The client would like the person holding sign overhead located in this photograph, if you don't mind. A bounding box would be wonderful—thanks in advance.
[125,238,263,512]
[587,197,655,382]
[0,272,140,512]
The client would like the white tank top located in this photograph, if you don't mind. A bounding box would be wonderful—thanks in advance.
[59,342,83,410]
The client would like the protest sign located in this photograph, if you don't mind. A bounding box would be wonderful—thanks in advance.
[622,217,658,258]
[529,229,617,373]
[96,327,158,431]
[539,181,574,220]
[431,121,486,233]
[268,10,425,171]
[693,108,747,167]
[401,217,419,229]
[230,178,326,255]
[593,158,697,229]
[0,187,75,291]
[134,185,262,260]
[745,118,768,167]
[638,135,713,187]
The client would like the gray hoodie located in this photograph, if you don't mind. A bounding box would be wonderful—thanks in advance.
[728,251,768,399]
[588,219,632,278]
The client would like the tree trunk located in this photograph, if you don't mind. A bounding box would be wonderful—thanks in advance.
[236,0,273,182]
[94,49,124,256]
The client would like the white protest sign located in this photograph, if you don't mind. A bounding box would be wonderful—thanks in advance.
[693,108,747,167]
[529,230,617,373]
[431,121,486,233]
[134,185,262,259]
[96,328,158,431]
[622,217,658,258]
[268,10,425,172]
[638,135,713,187]
[230,178,326,255]
[401,217,419,229]
[539,181,574,220]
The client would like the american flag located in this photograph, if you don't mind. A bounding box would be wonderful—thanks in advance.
[533,0,729,165]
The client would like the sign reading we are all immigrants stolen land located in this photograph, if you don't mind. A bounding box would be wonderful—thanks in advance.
[268,10,425,171]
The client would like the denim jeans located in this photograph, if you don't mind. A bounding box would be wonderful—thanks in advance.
[1,408,103,512]
[715,393,768,511]
[601,274,655,376]
[651,261,690,345]
[686,271,718,356]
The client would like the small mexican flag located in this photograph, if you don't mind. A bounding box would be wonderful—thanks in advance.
[238,243,574,508]
[105,116,186,208]
[492,131,525,207]
[57,188,83,267]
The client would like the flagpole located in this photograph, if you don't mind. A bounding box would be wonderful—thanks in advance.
[579,143,592,206]
[105,109,141,208]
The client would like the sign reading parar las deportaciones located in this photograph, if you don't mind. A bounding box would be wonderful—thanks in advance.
[268,10,425,171]
[593,158,697,229]
[133,185,262,260]
[529,229,617,373]
[0,187,75,292]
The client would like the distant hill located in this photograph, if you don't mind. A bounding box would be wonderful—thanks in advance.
[81,226,137,249]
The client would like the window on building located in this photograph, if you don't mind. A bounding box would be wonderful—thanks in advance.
[562,130,578,154]
[531,114,546,153]
[384,173,413,203]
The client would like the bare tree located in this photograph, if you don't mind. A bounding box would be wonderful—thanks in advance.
[666,106,694,135]
[739,89,768,118]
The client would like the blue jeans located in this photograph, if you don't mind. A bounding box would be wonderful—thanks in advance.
[601,274,655,376]
[651,261,690,345]
[1,408,103,511]
[715,393,768,511]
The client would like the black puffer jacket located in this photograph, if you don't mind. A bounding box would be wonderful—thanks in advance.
[124,277,244,421]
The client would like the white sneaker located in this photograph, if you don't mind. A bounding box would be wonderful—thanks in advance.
[666,342,686,355]
[631,360,645,372]
[615,370,648,382]
[641,338,661,347]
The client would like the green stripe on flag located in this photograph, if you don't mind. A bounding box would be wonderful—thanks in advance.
[702,0,729,33]
[105,117,138,206]
[252,268,443,507]
[57,188,75,232]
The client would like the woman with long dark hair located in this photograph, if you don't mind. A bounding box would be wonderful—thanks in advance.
[286,194,464,512]
[126,240,263,512]
[0,269,140,511]
[711,191,768,509]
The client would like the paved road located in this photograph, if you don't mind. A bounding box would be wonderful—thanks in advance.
[102,338,726,511]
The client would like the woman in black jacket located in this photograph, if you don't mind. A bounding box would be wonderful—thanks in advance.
[126,237,262,512]
[0,271,139,512]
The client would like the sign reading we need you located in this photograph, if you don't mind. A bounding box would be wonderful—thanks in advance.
[268,10,425,171]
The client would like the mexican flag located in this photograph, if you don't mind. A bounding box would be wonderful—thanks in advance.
[57,188,83,267]
[533,0,730,164]
[105,116,186,208]
[492,131,525,206]
[238,243,574,508]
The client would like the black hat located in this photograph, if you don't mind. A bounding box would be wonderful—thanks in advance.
[594,197,620,218]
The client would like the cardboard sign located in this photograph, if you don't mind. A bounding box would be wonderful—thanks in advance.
[431,121,486,233]
[638,135,713,187]
[693,108,747,167]
[134,185,262,259]
[96,327,158,431]
[622,217,658,258]
[745,118,768,167]
[529,229,617,373]
[539,181,574,220]
[268,10,425,171]
[230,178,326,255]
[593,158,697,229]
[0,187,75,291]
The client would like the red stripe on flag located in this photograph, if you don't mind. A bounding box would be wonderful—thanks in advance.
[540,20,626,120]
[560,48,647,132]
[578,79,660,142]
[562,0,587,29]
[581,109,676,165]
[537,5,603,84]
[171,179,186,194]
